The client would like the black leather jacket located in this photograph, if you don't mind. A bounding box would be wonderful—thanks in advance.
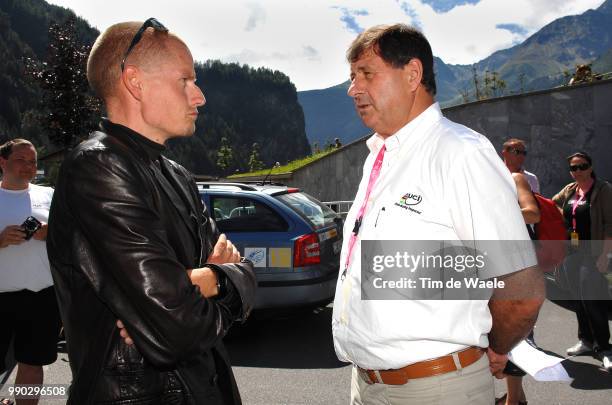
[47,121,256,404]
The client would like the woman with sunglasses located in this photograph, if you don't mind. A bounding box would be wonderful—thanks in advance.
[552,151,612,371]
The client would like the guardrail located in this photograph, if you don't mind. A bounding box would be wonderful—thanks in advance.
[322,200,353,219]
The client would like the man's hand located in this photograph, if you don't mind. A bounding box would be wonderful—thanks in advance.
[32,222,48,241]
[207,234,240,264]
[116,320,134,346]
[187,234,241,297]
[0,225,26,248]
[486,348,508,379]
[187,267,220,298]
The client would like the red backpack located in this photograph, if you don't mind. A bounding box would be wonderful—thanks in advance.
[532,193,567,272]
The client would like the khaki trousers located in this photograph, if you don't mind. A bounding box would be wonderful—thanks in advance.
[350,354,493,405]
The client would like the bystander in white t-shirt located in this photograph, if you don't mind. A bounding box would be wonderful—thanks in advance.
[522,169,540,193]
[0,183,54,292]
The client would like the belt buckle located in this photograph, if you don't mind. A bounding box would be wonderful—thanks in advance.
[357,367,374,385]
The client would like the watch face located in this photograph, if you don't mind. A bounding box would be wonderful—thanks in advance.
[217,273,225,294]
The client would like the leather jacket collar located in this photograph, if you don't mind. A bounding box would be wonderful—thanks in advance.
[100,118,166,162]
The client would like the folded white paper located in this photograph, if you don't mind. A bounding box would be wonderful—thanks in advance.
[508,340,572,382]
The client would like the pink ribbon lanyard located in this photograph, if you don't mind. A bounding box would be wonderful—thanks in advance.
[571,185,591,230]
[342,145,386,279]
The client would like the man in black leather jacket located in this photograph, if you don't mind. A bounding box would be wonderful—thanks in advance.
[47,18,256,404]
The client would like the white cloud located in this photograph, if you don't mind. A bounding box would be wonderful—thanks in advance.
[245,3,266,32]
[45,0,605,90]
[413,0,604,65]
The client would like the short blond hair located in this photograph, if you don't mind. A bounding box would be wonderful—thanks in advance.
[87,21,183,101]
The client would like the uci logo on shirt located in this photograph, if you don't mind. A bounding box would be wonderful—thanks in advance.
[398,192,422,207]
[394,192,423,214]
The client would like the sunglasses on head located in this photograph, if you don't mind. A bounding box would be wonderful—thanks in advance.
[120,17,168,72]
[507,147,527,156]
[569,163,591,172]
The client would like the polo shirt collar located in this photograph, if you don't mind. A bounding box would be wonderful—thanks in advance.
[366,102,443,154]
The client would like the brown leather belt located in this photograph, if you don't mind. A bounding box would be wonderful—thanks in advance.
[357,346,485,385]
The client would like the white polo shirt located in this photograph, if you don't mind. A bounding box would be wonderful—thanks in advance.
[0,183,54,293]
[331,103,536,370]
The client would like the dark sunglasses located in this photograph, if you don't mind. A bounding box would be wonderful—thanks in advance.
[507,147,527,156]
[120,18,168,72]
[569,163,591,172]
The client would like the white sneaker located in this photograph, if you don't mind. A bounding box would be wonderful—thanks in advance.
[602,351,612,371]
[566,340,593,356]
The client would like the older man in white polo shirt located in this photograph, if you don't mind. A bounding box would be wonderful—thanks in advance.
[332,24,545,405]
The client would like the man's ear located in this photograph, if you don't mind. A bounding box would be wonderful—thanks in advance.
[403,58,424,92]
[121,65,144,101]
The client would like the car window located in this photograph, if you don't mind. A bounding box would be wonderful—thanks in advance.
[275,192,337,229]
[211,196,288,232]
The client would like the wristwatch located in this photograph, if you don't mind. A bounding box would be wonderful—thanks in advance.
[213,268,227,297]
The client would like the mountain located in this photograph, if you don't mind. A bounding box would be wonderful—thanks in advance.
[0,0,310,176]
[593,48,612,73]
[297,81,369,148]
[459,0,612,97]
[298,0,612,143]
[169,61,311,175]
[433,57,470,104]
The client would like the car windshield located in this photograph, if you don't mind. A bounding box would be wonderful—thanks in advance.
[276,192,337,229]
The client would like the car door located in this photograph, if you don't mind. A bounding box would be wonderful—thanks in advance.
[206,193,297,276]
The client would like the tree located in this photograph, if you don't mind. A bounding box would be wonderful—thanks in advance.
[248,142,264,172]
[467,67,506,101]
[459,87,471,104]
[24,16,100,150]
[481,70,506,99]
[216,136,234,176]
[472,66,481,100]
[518,72,527,93]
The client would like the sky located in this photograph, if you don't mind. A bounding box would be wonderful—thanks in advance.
[46,0,606,91]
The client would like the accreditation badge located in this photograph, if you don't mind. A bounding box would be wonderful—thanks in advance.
[570,230,579,247]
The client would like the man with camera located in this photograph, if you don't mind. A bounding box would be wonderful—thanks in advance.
[0,138,61,405]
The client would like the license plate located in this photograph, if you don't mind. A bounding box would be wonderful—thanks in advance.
[319,228,338,242]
